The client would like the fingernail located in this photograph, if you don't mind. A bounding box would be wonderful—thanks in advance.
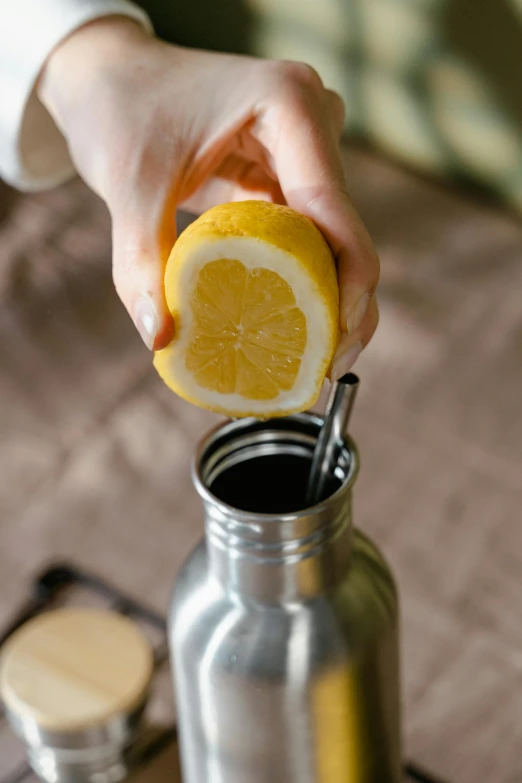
[331,341,362,381]
[346,293,370,335]
[134,296,159,350]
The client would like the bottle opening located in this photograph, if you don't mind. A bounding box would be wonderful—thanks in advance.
[197,414,355,516]
[209,452,342,514]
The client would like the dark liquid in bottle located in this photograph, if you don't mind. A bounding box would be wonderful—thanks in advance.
[209,453,341,514]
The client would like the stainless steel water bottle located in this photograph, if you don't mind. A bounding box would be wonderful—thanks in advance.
[170,412,401,783]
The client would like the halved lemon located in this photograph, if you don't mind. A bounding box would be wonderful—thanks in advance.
[153,201,339,418]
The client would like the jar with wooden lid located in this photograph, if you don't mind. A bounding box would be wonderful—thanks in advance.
[0,608,154,783]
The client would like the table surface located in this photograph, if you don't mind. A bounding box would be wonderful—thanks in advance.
[0,145,521,783]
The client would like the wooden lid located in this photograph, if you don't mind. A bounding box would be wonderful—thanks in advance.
[0,608,154,733]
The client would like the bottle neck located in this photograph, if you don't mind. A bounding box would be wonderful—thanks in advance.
[194,413,359,605]
[203,490,353,604]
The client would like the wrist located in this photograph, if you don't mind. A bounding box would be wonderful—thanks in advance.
[38,16,151,132]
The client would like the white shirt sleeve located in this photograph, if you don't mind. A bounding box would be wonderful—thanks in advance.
[0,0,153,191]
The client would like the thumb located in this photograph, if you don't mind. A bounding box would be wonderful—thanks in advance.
[110,205,175,351]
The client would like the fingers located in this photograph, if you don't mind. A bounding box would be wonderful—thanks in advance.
[181,180,285,214]
[181,154,285,213]
[330,294,379,380]
[110,201,176,352]
[255,62,380,351]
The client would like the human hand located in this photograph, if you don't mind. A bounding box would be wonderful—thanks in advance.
[39,16,379,378]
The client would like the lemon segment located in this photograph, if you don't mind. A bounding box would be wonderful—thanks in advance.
[153,201,339,418]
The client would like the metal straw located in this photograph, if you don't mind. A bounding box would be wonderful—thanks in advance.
[305,372,359,506]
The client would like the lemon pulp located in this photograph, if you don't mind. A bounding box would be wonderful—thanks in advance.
[187,258,307,400]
